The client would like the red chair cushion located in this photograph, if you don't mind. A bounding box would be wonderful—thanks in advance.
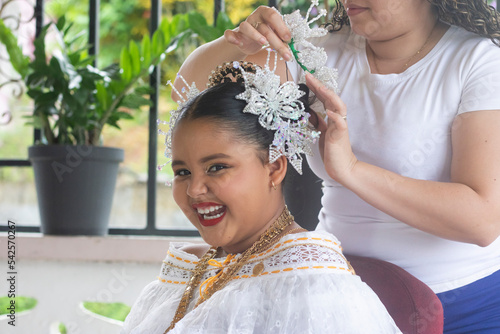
[345,254,444,334]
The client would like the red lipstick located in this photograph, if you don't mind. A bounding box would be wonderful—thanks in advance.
[192,202,227,227]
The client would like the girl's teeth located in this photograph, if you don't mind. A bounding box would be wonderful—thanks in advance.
[203,212,224,220]
[197,205,223,215]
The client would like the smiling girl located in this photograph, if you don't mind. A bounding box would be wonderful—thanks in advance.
[121,62,401,333]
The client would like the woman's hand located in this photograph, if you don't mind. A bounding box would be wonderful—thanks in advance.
[305,73,358,183]
[224,6,293,61]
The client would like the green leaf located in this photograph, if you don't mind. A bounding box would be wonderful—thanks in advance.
[121,93,152,110]
[128,40,141,77]
[159,18,172,43]
[34,103,58,117]
[96,82,109,111]
[153,30,166,59]
[47,57,66,83]
[26,89,42,100]
[0,297,37,315]
[108,80,127,95]
[61,91,81,112]
[133,84,153,95]
[35,91,59,105]
[187,12,218,42]
[114,111,134,120]
[32,23,52,68]
[166,30,192,54]
[62,21,75,39]
[141,34,151,67]
[55,16,66,32]
[171,14,189,36]
[26,70,50,89]
[0,19,30,77]
[151,31,159,58]
[59,322,67,334]
[215,12,235,35]
[119,47,132,82]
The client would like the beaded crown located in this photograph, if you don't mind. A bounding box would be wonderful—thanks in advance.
[159,0,337,175]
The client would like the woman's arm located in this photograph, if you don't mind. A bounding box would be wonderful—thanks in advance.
[307,73,500,247]
[174,6,292,93]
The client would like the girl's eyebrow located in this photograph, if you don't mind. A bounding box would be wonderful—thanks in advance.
[171,153,231,168]
[170,160,185,168]
[199,153,231,164]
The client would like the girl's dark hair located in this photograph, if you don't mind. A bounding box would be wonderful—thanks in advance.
[175,81,310,165]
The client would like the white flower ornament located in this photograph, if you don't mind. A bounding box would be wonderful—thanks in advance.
[235,50,320,174]
[236,51,305,130]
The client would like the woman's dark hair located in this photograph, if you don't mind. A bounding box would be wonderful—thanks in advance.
[174,81,310,165]
[326,0,500,46]
[429,0,500,46]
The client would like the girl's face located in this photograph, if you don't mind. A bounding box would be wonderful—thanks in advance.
[171,118,280,254]
[343,0,434,40]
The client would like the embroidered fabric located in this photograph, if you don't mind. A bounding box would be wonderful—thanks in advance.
[121,231,402,334]
[159,234,352,286]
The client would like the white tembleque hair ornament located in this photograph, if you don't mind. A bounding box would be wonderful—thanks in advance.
[283,0,339,94]
[157,74,200,169]
[235,50,319,174]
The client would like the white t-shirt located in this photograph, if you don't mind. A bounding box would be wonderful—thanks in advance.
[289,25,500,293]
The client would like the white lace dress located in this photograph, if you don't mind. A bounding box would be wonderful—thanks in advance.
[121,231,401,334]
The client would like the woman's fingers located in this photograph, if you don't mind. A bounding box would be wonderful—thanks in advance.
[238,20,270,46]
[254,22,292,61]
[305,73,346,117]
[249,6,291,41]
[326,109,348,132]
[224,6,292,60]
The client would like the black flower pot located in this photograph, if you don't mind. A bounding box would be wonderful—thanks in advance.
[28,145,124,235]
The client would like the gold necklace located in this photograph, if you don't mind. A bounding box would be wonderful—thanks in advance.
[164,207,294,333]
[369,21,437,74]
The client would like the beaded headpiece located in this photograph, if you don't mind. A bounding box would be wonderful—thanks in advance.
[159,0,337,175]
[234,50,319,174]
[284,0,338,93]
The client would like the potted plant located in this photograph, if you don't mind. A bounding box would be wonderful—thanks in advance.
[0,15,177,235]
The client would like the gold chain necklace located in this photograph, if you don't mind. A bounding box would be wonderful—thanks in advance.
[164,207,294,333]
[369,21,437,74]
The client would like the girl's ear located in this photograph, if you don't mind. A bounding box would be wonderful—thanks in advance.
[268,155,288,188]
